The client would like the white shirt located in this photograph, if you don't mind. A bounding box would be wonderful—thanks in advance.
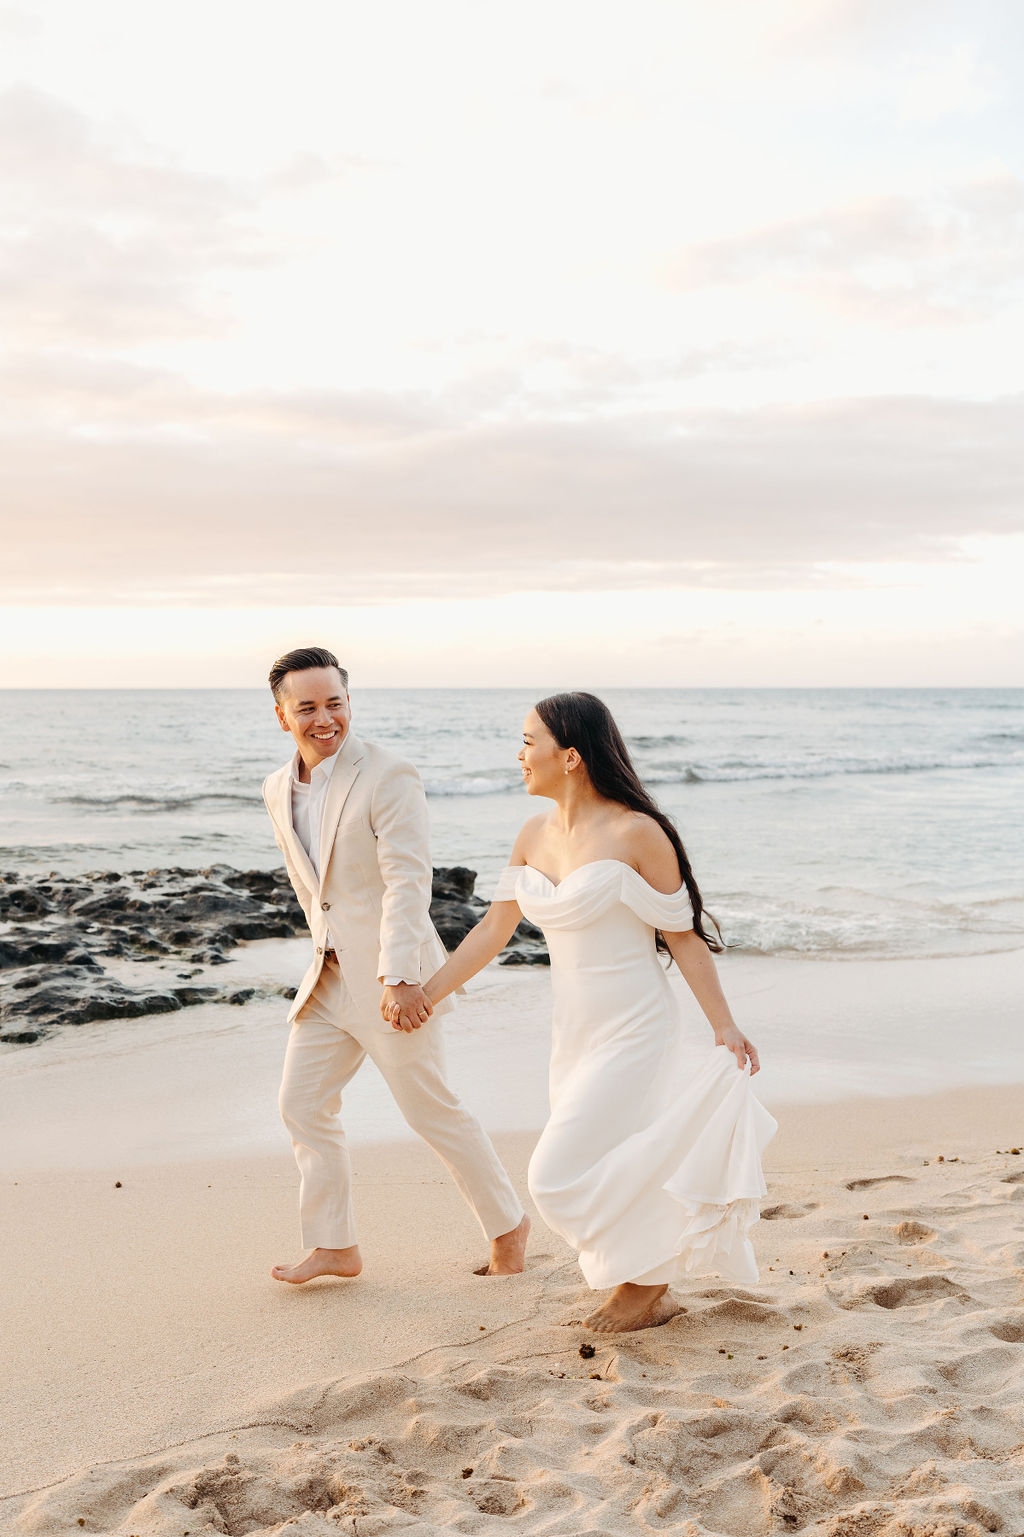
[289,747,338,882]
[289,746,410,988]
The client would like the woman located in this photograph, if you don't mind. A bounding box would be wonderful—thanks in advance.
[407,692,776,1333]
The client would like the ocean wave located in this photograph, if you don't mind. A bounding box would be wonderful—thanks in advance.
[418,751,1022,796]
[0,843,97,860]
[628,733,692,749]
[714,896,1024,959]
[55,791,259,812]
[643,752,1022,786]
[35,748,1023,812]
[423,776,522,798]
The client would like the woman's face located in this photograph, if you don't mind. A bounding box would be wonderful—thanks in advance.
[518,708,566,796]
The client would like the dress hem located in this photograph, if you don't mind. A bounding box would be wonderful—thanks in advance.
[576,1194,765,1292]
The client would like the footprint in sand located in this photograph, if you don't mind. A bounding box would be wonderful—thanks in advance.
[988,1314,1024,1344]
[844,1174,916,1191]
[456,1367,519,1402]
[856,1274,971,1310]
[1000,1170,1024,1185]
[761,1202,819,1220]
[937,1345,1023,1393]
[699,1296,787,1326]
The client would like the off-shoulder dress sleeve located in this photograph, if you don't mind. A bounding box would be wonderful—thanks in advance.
[619,867,694,931]
[491,866,525,903]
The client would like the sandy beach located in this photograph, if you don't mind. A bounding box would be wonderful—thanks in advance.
[3,1094,1024,1535]
[2,947,1024,1536]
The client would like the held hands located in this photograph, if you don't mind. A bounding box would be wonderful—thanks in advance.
[380,982,433,1033]
[715,1023,760,1074]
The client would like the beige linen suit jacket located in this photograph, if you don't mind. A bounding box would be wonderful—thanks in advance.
[262,731,452,1029]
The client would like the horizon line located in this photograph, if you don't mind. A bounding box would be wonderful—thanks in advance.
[2,683,1022,693]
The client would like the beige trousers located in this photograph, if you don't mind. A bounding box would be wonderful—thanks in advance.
[279,958,524,1249]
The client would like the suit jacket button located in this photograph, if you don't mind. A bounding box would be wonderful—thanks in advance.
[321,901,331,910]
[316,946,323,954]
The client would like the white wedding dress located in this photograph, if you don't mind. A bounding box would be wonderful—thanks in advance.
[493,860,777,1291]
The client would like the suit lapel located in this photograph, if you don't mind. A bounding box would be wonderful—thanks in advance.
[318,732,364,889]
[271,761,319,893]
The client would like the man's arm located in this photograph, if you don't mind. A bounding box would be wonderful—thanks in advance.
[370,760,436,1030]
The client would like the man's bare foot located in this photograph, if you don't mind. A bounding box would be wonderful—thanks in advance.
[270,1245,363,1284]
[477,1214,530,1276]
[584,1282,680,1333]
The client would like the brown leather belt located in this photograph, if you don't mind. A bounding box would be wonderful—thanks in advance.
[323,947,338,962]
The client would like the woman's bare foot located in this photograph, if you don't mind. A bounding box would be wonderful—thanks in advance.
[477,1214,530,1275]
[584,1282,680,1333]
[271,1245,363,1284]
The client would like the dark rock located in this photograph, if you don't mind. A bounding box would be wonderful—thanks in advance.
[0,886,54,919]
[0,973,183,1030]
[431,901,486,950]
[223,869,291,895]
[430,866,493,951]
[172,986,219,1007]
[428,866,547,965]
[0,933,103,971]
[432,866,478,902]
[72,894,154,918]
[0,859,543,1044]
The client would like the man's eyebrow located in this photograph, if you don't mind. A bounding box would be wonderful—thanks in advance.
[296,696,344,706]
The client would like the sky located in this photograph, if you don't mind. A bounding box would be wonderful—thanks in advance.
[1,0,1022,687]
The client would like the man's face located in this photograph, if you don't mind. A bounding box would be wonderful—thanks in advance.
[275,667,352,769]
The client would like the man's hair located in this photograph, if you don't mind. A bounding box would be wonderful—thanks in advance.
[268,646,349,701]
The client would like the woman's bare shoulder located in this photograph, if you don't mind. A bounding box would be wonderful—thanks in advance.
[616,808,671,850]
[620,811,683,892]
[509,812,550,866]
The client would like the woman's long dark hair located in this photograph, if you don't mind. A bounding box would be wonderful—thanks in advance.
[535,691,724,954]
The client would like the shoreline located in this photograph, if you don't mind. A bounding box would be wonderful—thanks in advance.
[3,944,1024,1177]
[3,1082,1024,1532]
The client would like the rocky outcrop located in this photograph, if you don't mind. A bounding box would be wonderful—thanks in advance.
[431,865,548,964]
[0,864,546,1045]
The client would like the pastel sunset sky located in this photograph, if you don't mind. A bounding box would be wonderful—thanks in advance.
[2,0,1022,686]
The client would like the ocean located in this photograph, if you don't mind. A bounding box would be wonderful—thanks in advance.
[2,687,1022,962]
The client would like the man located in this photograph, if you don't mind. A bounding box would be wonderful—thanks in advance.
[262,645,528,1283]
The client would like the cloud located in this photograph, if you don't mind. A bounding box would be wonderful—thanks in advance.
[664,176,1024,325]
[1,388,1021,604]
[0,338,798,441]
[0,351,450,441]
[0,87,266,342]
